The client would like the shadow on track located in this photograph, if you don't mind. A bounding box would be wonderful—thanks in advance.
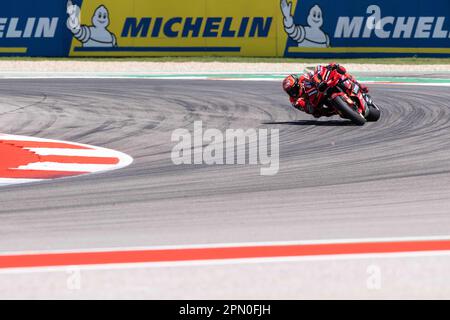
[263,120,356,126]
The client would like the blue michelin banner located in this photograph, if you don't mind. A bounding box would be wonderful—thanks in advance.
[0,0,449,57]
[0,0,74,56]
[283,0,450,57]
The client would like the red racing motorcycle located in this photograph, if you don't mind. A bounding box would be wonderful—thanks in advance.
[315,69,381,125]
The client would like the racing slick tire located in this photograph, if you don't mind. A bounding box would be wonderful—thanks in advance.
[332,96,367,126]
[366,104,381,122]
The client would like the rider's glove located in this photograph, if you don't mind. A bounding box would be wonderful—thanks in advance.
[329,62,346,75]
[360,83,369,93]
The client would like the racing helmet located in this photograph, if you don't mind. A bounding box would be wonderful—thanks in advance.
[282,74,301,97]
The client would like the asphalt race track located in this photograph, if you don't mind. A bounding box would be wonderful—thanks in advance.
[0,78,450,253]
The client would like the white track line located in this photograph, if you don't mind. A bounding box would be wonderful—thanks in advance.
[25,147,124,157]
[16,162,119,172]
[2,234,450,256]
[3,251,450,274]
[0,178,43,186]
[0,74,449,87]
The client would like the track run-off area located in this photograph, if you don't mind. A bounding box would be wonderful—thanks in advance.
[0,74,450,298]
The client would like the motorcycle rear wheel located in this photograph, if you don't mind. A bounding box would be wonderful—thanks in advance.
[332,96,366,126]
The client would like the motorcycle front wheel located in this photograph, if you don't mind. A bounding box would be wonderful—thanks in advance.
[366,104,381,122]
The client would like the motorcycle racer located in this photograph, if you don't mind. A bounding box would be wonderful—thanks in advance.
[282,63,369,118]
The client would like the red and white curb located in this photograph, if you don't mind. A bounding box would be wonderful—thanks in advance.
[0,133,133,186]
[1,236,450,270]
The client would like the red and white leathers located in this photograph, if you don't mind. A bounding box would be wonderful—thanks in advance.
[288,72,322,117]
[288,63,368,118]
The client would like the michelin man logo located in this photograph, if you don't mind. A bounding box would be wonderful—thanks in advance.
[66,0,117,47]
[281,0,330,47]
